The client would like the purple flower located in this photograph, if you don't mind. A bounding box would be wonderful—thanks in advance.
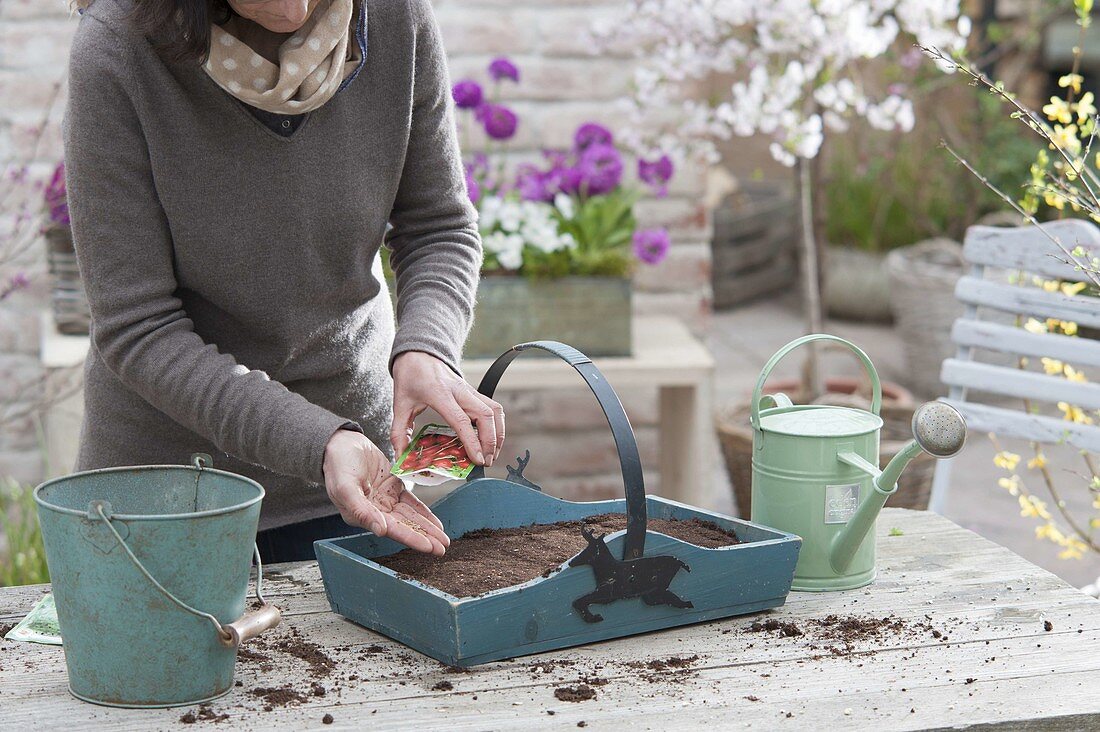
[574,142,623,195]
[465,169,481,204]
[44,161,69,226]
[573,123,613,152]
[452,79,484,109]
[638,155,674,197]
[516,165,556,202]
[478,103,518,141]
[488,57,520,83]
[632,228,671,265]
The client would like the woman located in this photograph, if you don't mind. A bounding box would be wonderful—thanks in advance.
[64,0,503,561]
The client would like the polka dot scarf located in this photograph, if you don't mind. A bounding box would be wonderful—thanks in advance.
[205,0,363,115]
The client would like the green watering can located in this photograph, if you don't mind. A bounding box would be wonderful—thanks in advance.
[749,335,967,591]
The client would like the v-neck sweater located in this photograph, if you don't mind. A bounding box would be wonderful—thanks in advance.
[63,0,482,530]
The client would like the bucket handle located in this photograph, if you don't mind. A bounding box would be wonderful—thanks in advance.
[750,334,882,430]
[88,454,281,648]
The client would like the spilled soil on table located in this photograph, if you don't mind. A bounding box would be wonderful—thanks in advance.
[375,512,741,597]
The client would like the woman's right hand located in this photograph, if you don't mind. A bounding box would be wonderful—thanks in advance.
[322,429,450,555]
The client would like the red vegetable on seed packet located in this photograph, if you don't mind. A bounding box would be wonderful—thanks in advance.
[391,424,475,486]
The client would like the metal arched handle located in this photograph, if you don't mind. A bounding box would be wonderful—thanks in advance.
[750,334,882,429]
[87,455,281,647]
[468,341,647,560]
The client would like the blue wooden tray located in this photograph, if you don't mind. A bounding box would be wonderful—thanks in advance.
[315,341,801,667]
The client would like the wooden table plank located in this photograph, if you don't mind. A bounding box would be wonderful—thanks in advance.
[2,510,1098,730]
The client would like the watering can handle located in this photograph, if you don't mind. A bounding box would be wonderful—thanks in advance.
[86,455,281,648]
[468,341,647,561]
[750,334,882,430]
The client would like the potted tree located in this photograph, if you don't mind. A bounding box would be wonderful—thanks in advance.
[453,59,674,358]
[605,0,969,513]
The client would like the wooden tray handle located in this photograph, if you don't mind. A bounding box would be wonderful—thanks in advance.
[468,341,648,560]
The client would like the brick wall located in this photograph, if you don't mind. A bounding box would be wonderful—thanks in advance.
[0,0,713,498]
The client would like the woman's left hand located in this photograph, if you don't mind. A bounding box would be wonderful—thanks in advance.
[391,351,505,466]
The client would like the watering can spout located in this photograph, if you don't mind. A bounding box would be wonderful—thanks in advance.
[829,402,967,574]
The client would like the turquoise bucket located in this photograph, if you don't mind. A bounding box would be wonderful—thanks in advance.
[34,454,275,708]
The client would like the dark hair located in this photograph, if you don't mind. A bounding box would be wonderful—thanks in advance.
[129,0,234,64]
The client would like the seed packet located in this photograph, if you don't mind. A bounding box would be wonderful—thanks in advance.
[391,424,474,486]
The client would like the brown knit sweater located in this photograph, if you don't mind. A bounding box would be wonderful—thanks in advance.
[64,0,482,530]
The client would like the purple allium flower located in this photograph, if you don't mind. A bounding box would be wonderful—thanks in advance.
[452,79,484,109]
[487,57,520,83]
[516,165,556,202]
[478,103,518,141]
[638,155,674,197]
[573,123,614,152]
[44,161,69,226]
[575,142,623,195]
[632,228,671,265]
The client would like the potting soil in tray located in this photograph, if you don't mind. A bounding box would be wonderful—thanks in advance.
[376,513,741,597]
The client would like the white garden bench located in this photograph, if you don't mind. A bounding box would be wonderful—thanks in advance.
[931,219,1100,513]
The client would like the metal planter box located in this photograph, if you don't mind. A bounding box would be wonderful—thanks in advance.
[465,277,632,358]
[315,342,800,667]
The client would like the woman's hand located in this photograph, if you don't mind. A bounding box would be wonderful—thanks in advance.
[322,429,450,554]
[391,351,505,466]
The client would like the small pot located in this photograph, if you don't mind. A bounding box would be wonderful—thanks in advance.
[824,246,893,323]
[716,377,933,517]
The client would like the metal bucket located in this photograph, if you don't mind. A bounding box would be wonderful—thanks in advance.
[34,454,280,708]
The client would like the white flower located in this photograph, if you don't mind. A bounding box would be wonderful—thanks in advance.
[483,231,524,270]
[554,192,575,220]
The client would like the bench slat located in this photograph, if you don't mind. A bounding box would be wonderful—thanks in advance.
[943,399,1100,452]
[954,277,1100,328]
[941,358,1100,410]
[951,319,1100,367]
[963,220,1100,279]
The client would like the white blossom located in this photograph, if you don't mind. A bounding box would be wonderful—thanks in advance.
[601,0,969,165]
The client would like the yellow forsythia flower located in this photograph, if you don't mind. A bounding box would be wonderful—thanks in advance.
[1064,365,1088,383]
[1078,92,1097,122]
[1036,522,1065,542]
[1052,125,1083,156]
[1060,72,1084,94]
[1044,97,1074,124]
[994,451,1022,470]
[1058,402,1095,424]
[998,476,1021,495]
[1041,357,1064,375]
[1024,318,1048,334]
[1062,320,1079,336]
[1027,453,1048,470]
[1019,494,1052,520]
[1062,281,1088,296]
[1059,538,1088,560]
[1041,279,1061,292]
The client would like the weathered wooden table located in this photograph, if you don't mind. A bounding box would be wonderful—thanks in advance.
[3,510,1099,730]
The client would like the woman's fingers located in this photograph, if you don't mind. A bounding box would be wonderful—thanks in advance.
[333,480,387,535]
[384,517,438,554]
[397,482,446,532]
[452,386,498,465]
[389,397,422,457]
[479,392,505,459]
[438,393,489,466]
[393,502,450,550]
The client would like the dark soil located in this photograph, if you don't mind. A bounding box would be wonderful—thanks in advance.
[251,686,307,707]
[179,705,229,724]
[0,623,12,638]
[747,619,803,637]
[432,680,454,691]
[322,714,334,724]
[554,684,597,702]
[377,512,740,597]
[249,627,335,679]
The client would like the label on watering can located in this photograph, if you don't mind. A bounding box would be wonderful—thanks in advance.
[825,484,861,524]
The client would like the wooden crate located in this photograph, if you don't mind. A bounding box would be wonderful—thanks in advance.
[315,480,800,667]
[315,340,800,667]
[712,183,798,309]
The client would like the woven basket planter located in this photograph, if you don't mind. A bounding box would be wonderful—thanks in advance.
[45,227,91,336]
[716,378,933,517]
[885,238,965,397]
